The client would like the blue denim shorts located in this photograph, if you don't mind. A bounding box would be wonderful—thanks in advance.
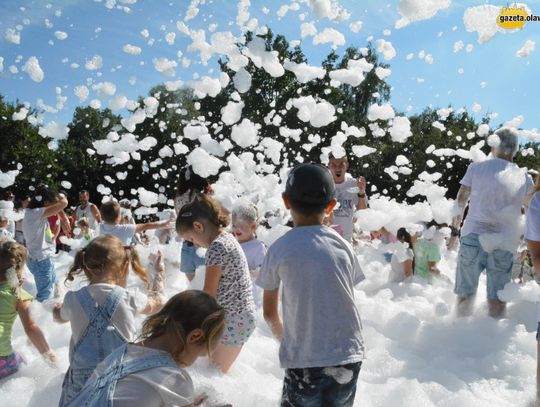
[454,234,514,300]
[180,242,205,274]
[281,361,362,407]
[27,256,56,302]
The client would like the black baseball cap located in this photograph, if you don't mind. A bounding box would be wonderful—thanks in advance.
[285,163,336,206]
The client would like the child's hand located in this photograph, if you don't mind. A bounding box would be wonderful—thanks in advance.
[42,350,57,368]
[52,303,63,322]
[194,393,208,406]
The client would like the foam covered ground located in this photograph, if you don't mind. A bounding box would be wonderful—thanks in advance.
[1,240,539,407]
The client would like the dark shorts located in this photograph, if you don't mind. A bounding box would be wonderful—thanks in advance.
[536,322,540,341]
[281,361,362,407]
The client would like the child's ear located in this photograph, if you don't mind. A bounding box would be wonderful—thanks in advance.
[193,221,204,233]
[325,199,337,215]
[188,328,204,343]
[282,193,291,209]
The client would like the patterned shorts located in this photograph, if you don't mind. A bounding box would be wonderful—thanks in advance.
[0,352,25,379]
[221,311,256,347]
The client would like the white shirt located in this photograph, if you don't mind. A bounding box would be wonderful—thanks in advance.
[99,223,137,245]
[76,203,99,230]
[113,345,194,407]
[333,175,360,242]
[389,247,414,283]
[22,207,56,260]
[257,225,365,369]
[461,158,533,236]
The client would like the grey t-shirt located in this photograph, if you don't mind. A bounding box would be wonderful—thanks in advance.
[256,225,365,369]
[22,207,56,260]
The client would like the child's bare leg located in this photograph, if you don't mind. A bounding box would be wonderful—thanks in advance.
[186,272,195,282]
[211,344,243,373]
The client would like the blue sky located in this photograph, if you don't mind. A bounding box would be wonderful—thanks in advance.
[1,0,540,135]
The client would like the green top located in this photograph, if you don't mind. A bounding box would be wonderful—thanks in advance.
[0,282,33,356]
[414,239,441,281]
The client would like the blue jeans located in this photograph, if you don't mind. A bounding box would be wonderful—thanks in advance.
[454,233,514,300]
[180,242,205,274]
[27,256,56,302]
[281,362,362,407]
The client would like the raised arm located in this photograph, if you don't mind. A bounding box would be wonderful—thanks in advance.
[42,195,68,218]
[135,220,170,234]
[356,176,368,210]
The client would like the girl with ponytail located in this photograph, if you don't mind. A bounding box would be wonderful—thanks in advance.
[53,234,166,406]
[66,290,226,407]
[176,194,256,373]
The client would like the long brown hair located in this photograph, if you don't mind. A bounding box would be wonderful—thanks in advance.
[66,235,149,286]
[139,290,225,361]
[176,193,229,233]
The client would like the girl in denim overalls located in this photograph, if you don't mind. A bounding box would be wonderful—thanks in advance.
[53,234,166,406]
[66,290,226,407]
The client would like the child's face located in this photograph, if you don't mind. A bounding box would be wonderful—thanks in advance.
[0,219,7,228]
[231,216,255,243]
[181,222,210,247]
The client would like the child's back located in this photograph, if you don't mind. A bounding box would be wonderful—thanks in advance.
[59,284,145,405]
[259,225,365,367]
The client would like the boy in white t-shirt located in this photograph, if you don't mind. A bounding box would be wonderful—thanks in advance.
[257,163,365,407]
[99,201,171,246]
[327,153,368,243]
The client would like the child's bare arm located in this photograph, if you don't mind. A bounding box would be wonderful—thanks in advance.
[53,303,68,323]
[17,300,56,365]
[135,220,170,233]
[263,289,283,341]
[204,265,223,298]
[142,252,166,314]
[403,259,413,278]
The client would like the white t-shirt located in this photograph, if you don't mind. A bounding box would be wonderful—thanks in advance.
[257,225,365,369]
[333,175,360,242]
[460,158,533,236]
[206,232,255,316]
[389,247,414,283]
[113,344,194,407]
[75,204,99,230]
[60,284,147,358]
[22,207,56,260]
[99,223,137,245]
[240,239,267,271]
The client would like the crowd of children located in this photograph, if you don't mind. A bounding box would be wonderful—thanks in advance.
[0,153,537,406]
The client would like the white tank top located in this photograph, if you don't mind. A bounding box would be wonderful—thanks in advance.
[76,204,98,230]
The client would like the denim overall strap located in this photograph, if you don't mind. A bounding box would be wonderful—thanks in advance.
[67,344,178,407]
[73,286,124,353]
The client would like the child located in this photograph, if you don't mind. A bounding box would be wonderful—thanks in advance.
[257,163,365,406]
[176,194,255,373]
[175,166,213,281]
[231,203,267,305]
[53,235,165,406]
[0,239,56,379]
[388,228,414,283]
[414,222,443,281]
[155,209,176,244]
[65,290,225,407]
[22,185,68,302]
[99,200,171,246]
[0,215,13,240]
[75,218,95,243]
